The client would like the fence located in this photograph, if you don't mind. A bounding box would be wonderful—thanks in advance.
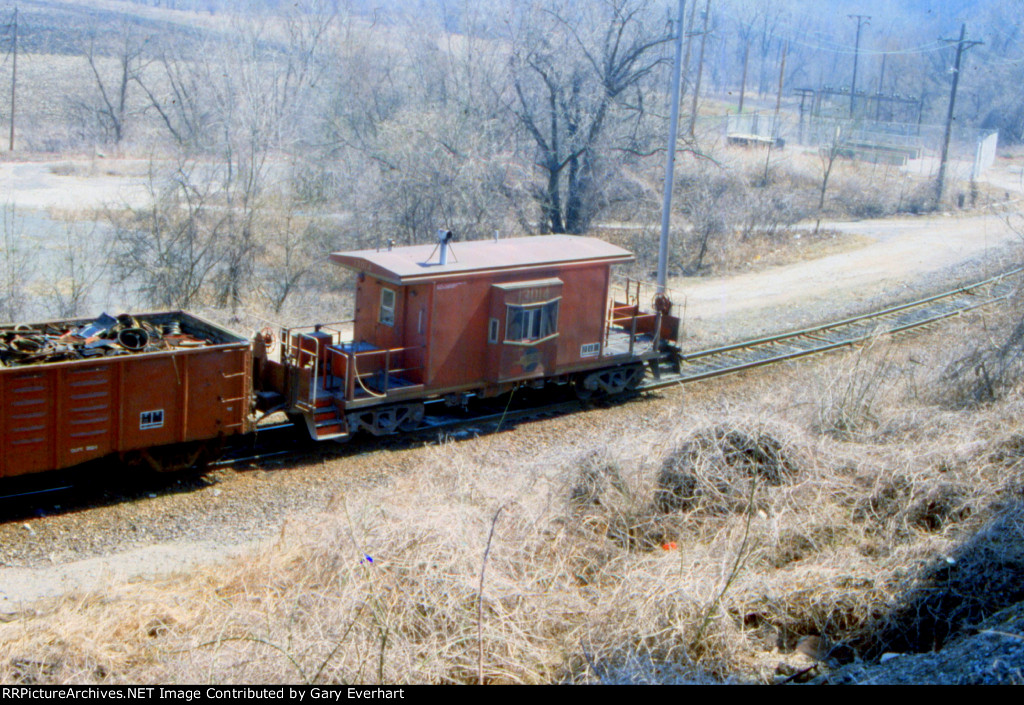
[721,110,999,181]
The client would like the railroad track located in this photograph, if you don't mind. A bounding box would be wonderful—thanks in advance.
[5,268,1021,504]
[181,267,1024,470]
[642,267,1023,390]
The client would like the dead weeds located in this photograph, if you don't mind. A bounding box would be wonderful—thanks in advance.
[4,292,1024,684]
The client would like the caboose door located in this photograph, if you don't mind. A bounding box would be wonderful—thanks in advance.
[401,284,430,386]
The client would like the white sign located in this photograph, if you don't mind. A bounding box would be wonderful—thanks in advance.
[140,410,165,430]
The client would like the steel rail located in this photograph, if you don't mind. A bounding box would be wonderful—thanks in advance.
[0,484,74,502]
[641,268,1022,390]
[13,269,1022,493]
[676,266,1021,361]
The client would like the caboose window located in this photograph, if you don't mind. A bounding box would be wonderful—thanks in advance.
[380,288,396,326]
[505,300,559,343]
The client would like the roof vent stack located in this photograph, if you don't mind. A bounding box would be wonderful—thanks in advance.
[437,229,454,265]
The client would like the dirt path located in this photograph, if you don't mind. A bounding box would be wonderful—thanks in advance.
[677,210,1022,346]
[0,541,262,612]
[0,157,152,211]
[676,159,1024,346]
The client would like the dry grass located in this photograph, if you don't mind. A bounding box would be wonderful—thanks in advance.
[3,299,1024,684]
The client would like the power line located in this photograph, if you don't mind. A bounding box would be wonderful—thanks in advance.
[767,25,948,57]
[763,15,955,57]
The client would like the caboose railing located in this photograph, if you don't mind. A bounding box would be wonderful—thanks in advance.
[606,304,659,356]
[605,276,686,354]
[326,344,426,402]
[281,325,427,409]
[610,275,686,313]
[280,321,354,409]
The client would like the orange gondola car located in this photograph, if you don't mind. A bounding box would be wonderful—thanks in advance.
[0,311,251,478]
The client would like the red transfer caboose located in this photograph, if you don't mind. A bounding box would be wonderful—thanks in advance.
[258,234,680,440]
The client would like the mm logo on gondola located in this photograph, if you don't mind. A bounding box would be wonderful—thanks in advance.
[140,410,165,430]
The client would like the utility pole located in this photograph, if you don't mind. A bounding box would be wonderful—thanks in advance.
[763,41,787,184]
[773,42,787,128]
[688,0,710,137]
[875,53,887,121]
[658,0,686,294]
[934,23,982,206]
[5,7,15,151]
[848,14,870,117]
[737,35,750,114]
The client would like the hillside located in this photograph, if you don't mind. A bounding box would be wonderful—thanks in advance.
[1,221,1023,684]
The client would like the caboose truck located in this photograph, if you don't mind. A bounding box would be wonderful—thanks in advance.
[255,233,682,442]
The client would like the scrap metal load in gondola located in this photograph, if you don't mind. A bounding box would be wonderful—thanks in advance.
[0,312,251,479]
[0,313,217,368]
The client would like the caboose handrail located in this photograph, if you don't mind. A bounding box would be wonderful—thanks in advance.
[329,343,427,402]
[289,330,323,408]
[610,275,686,310]
[282,320,356,365]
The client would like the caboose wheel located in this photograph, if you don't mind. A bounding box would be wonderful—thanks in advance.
[573,380,595,400]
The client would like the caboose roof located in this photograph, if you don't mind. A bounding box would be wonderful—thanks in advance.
[329,235,634,285]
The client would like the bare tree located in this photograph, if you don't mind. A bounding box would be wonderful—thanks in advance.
[815,124,848,231]
[505,0,670,234]
[679,168,733,272]
[80,24,149,145]
[0,204,36,322]
[135,30,216,148]
[312,7,517,247]
[254,205,331,314]
[111,160,230,309]
[209,5,339,309]
[46,221,109,318]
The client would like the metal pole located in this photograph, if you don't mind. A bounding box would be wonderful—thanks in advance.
[849,14,870,116]
[657,0,686,294]
[935,24,981,205]
[8,7,16,151]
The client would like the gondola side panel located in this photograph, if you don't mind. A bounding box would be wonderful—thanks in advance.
[1,367,58,477]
